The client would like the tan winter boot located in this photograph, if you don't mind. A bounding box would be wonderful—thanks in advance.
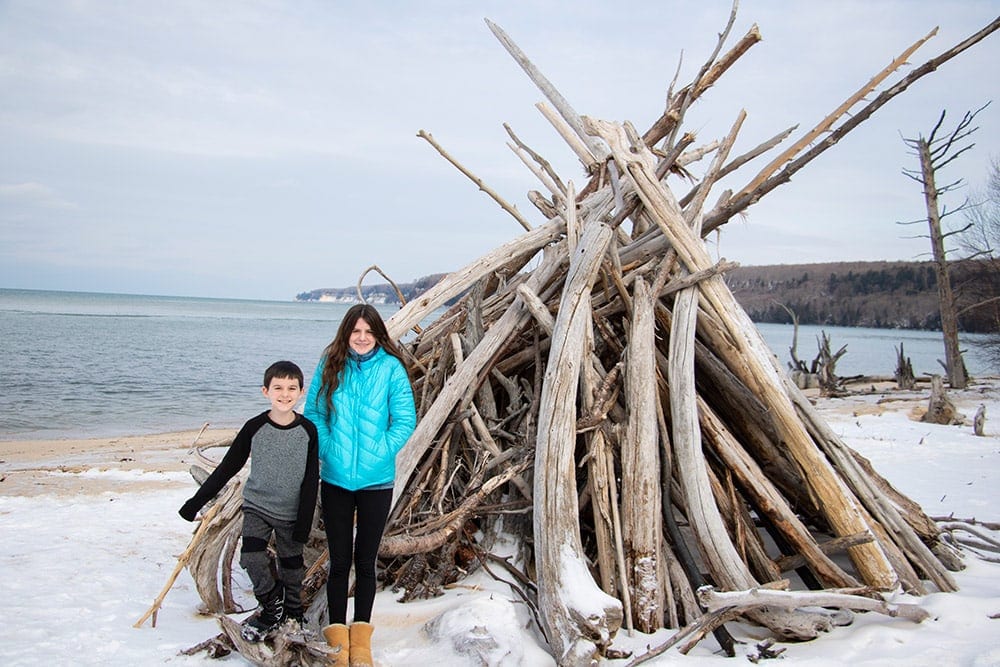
[348,622,374,667]
[322,623,350,667]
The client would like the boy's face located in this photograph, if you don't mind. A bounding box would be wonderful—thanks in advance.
[262,376,303,415]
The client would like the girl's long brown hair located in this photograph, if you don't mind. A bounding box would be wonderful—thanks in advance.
[315,304,410,421]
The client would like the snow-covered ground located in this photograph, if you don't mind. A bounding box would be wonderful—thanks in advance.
[1,381,998,666]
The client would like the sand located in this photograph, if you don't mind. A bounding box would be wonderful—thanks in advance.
[0,427,238,497]
[1,377,993,498]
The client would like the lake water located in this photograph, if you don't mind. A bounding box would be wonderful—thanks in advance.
[0,288,994,440]
[755,322,994,379]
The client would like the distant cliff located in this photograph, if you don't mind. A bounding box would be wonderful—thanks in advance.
[296,273,448,305]
[297,261,993,333]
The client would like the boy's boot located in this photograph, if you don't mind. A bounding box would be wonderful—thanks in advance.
[349,622,374,667]
[322,623,350,667]
[283,599,304,627]
[282,586,304,627]
[240,583,284,642]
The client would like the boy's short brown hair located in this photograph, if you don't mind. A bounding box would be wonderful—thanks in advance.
[263,360,304,389]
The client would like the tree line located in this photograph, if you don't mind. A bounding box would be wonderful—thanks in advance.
[726,260,995,333]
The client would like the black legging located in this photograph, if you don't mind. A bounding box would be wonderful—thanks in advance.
[321,481,393,624]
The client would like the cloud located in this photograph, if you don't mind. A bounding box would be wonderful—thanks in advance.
[0,0,997,300]
[0,182,77,209]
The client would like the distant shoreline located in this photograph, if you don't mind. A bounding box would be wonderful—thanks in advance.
[295,260,997,334]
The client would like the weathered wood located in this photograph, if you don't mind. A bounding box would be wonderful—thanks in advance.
[579,317,621,605]
[380,460,529,557]
[974,404,987,436]
[134,487,229,628]
[667,249,752,590]
[592,116,899,590]
[391,243,568,507]
[790,382,957,593]
[385,217,564,339]
[704,17,1000,234]
[774,533,875,572]
[533,218,623,665]
[923,374,964,425]
[417,129,533,232]
[485,18,609,164]
[621,277,664,632]
[735,28,939,199]
[697,397,861,588]
[895,343,916,390]
[214,614,332,667]
[696,585,930,623]
[186,482,246,614]
[356,265,409,305]
[641,8,760,148]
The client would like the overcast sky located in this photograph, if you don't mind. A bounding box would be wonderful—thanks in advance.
[1,1,998,301]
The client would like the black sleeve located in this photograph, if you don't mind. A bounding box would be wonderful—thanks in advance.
[178,416,257,521]
[293,416,320,542]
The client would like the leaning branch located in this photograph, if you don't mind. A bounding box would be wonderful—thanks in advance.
[417,129,534,232]
[704,16,1000,233]
[736,27,939,199]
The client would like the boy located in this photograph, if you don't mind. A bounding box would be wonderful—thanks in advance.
[179,360,319,642]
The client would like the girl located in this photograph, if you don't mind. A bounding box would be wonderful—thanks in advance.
[304,304,416,667]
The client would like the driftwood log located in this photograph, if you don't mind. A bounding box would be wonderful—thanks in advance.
[173,6,1000,665]
[922,375,965,425]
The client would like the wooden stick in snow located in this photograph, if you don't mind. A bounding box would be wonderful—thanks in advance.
[133,497,226,628]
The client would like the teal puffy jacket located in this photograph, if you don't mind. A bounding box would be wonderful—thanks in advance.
[304,347,416,491]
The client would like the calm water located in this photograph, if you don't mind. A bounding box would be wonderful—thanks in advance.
[755,322,994,380]
[0,289,994,440]
[0,289,438,440]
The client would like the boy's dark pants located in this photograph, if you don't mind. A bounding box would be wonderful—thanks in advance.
[240,508,305,609]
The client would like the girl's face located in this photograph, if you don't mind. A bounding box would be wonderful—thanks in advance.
[349,317,376,355]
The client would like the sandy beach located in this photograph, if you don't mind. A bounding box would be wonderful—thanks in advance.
[0,427,237,497]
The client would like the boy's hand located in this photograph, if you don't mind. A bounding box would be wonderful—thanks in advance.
[178,500,199,521]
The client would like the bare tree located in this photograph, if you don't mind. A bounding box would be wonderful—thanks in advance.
[900,105,990,388]
[957,156,1000,371]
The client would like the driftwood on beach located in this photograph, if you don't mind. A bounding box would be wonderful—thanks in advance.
[171,7,1000,665]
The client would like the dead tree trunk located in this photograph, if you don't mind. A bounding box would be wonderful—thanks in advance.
[919,134,967,389]
[901,106,992,389]
[895,343,916,390]
[923,375,964,425]
[815,331,847,396]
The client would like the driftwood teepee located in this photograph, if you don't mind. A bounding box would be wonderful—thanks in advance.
[171,7,1000,665]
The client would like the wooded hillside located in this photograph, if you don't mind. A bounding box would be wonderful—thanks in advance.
[727,261,941,329]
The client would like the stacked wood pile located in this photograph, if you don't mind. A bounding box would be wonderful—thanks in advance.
[176,8,1000,666]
